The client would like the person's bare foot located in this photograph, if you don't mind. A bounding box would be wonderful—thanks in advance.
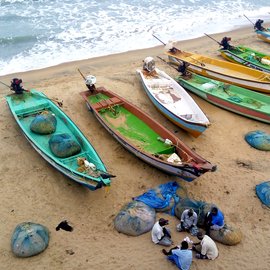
[162,249,168,255]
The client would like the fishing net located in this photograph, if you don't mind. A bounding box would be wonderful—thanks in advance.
[49,133,81,158]
[255,181,270,208]
[245,130,270,151]
[11,222,50,257]
[209,224,242,246]
[30,111,57,134]
[114,201,156,236]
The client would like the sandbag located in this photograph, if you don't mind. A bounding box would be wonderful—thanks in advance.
[210,224,242,246]
[49,133,81,158]
[30,111,57,134]
[255,181,270,208]
[134,181,180,215]
[174,198,216,227]
[114,201,156,236]
[11,222,49,257]
[245,130,270,151]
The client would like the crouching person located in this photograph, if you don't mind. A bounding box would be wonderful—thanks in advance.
[192,232,218,260]
[176,208,198,236]
[151,218,173,246]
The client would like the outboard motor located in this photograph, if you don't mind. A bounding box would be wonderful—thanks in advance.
[143,57,155,72]
[10,78,24,94]
[85,75,96,92]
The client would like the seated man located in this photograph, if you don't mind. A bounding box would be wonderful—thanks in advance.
[10,78,25,94]
[205,206,224,236]
[254,19,267,31]
[177,61,191,77]
[162,240,192,270]
[192,232,218,260]
[151,218,173,246]
[220,37,234,50]
[176,209,198,236]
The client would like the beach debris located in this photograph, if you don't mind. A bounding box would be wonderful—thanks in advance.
[56,220,73,232]
[30,111,57,134]
[114,201,156,236]
[235,159,253,169]
[49,133,81,158]
[255,181,270,208]
[245,130,270,151]
[11,222,49,257]
[66,249,75,255]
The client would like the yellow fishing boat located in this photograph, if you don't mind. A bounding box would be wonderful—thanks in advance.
[165,48,270,93]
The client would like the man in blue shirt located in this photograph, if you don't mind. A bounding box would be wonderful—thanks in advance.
[162,240,192,270]
[205,207,224,235]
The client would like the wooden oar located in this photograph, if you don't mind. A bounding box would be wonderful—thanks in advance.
[0,80,63,107]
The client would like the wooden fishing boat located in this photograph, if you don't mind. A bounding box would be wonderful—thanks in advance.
[219,46,270,73]
[255,29,270,44]
[80,87,216,182]
[165,48,270,93]
[176,73,270,124]
[136,66,210,138]
[5,90,111,190]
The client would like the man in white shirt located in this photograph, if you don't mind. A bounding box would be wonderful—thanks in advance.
[151,218,173,246]
[176,209,198,235]
[192,232,218,260]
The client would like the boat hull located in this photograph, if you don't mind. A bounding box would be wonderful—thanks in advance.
[256,30,270,43]
[219,49,270,73]
[176,73,270,123]
[166,51,270,93]
[81,87,216,182]
[137,68,209,138]
[5,90,110,190]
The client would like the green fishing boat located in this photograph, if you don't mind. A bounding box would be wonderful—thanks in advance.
[80,86,216,182]
[219,45,270,73]
[176,73,270,123]
[5,89,112,190]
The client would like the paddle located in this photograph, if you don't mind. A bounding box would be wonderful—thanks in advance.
[0,80,63,107]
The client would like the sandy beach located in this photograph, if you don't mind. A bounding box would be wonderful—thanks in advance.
[0,25,270,270]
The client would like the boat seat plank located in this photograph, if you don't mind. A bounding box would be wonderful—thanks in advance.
[92,97,123,110]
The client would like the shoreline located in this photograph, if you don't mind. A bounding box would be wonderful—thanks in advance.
[1,22,269,80]
[1,24,270,270]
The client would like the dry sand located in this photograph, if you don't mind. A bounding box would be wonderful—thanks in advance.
[0,25,270,270]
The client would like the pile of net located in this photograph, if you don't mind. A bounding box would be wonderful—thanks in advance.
[114,201,156,236]
[255,181,270,208]
[245,130,270,151]
[30,111,57,134]
[49,133,81,158]
[11,222,50,257]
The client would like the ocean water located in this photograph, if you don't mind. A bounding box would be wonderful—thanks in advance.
[0,0,270,75]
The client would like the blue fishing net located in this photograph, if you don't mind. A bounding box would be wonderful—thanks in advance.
[255,181,270,208]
